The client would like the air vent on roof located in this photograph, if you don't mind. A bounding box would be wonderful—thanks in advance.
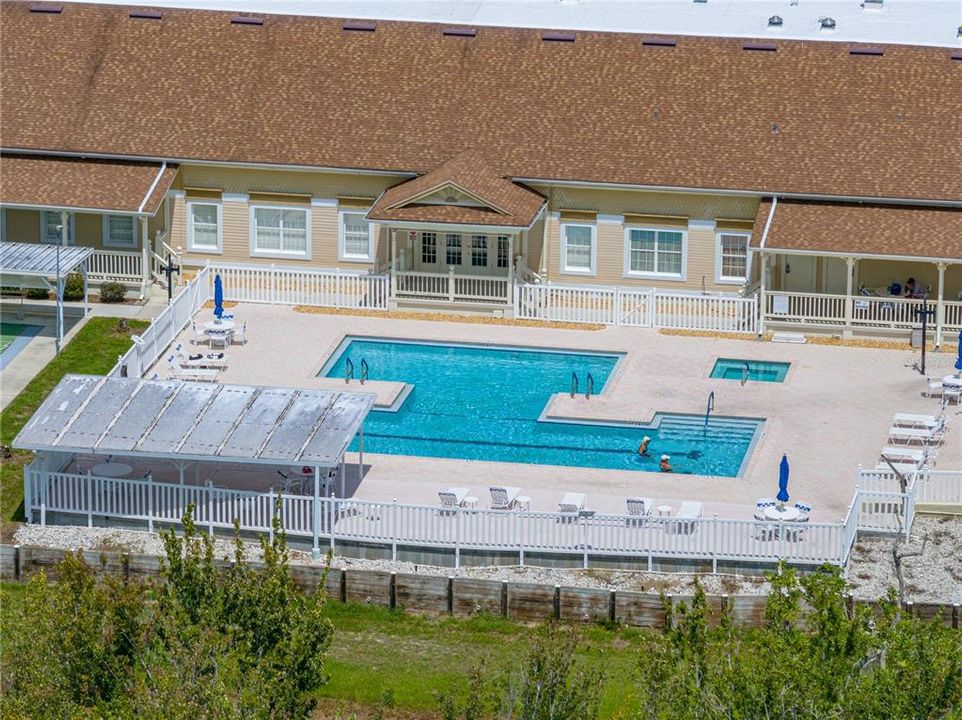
[957,25,962,38]
[819,17,837,31]
[443,27,476,37]
[230,15,264,26]
[541,31,576,42]
[771,123,780,135]
[642,38,677,48]
[29,3,63,13]
[862,0,883,8]
[743,43,777,52]
[343,21,376,32]
[768,15,783,27]
[129,10,163,20]
[850,46,884,56]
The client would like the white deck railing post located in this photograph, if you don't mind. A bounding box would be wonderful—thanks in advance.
[312,467,320,560]
[23,466,32,524]
[206,480,214,537]
[268,488,275,544]
[711,514,718,573]
[454,503,461,569]
[147,473,154,533]
[392,499,399,563]
[86,471,93,528]
[582,517,589,569]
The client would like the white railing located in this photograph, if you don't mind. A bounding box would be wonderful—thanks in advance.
[109,265,211,378]
[209,262,388,310]
[943,301,962,332]
[851,295,924,330]
[28,467,857,569]
[87,249,143,282]
[765,291,847,325]
[915,470,962,506]
[515,282,758,333]
[394,269,511,304]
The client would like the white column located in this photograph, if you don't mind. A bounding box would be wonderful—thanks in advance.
[935,262,946,347]
[757,251,767,337]
[507,234,515,303]
[389,230,397,307]
[140,216,150,298]
[312,465,320,559]
[843,256,856,337]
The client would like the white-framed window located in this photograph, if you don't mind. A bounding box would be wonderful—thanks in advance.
[41,211,74,244]
[496,235,510,269]
[624,227,686,279]
[338,209,374,261]
[187,201,222,253]
[249,205,310,258]
[715,231,751,284]
[420,232,438,264]
[560,222,596,275]
[445,233,462,265]
[471,235,488,267]
[102,214,138,249]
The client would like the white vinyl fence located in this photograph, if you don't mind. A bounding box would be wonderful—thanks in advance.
[515,282,758,334]
[109,265,211,379]
[25,462,878,571]
[208,262,389,310]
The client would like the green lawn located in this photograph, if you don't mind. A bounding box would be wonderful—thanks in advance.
[0,317,148,522]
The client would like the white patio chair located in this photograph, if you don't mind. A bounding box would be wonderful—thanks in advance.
[626,497,653,524]
[489,485,521,510]
[207,329,230,349]
[558,492,585,514]
[753,522,777,541]
[439,486,470,513]
[166,355,218,382]
[754,497,776,520]
[191,321,207,346]
[793,501,812,521]
[924,377,943,397]
[674,501,703,535]
[230,320,248,345]
[943,385,962,406]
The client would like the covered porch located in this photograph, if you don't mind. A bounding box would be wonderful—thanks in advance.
[752,199,962,343]
[0,153,180,299]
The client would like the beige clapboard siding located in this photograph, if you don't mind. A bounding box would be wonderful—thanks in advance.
[4,208,40,241]
[526,216,545,274]
[177,165,399,200]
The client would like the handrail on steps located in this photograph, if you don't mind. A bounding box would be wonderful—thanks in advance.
[585,373,594,399]
[704,391,715,429]
[359,359,369,385]
[345,357,354,383]
[570,372,579,398]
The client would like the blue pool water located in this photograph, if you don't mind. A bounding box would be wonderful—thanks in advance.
[323,339,762,476]
[710,358,790,383]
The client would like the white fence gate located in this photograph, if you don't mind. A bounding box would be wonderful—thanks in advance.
[515,282,757,333]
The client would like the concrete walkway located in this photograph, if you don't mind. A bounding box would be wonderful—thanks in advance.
[150,304,962,523]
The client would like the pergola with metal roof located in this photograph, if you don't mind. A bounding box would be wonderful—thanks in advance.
[0,241,93,351]
[15,375,376,556]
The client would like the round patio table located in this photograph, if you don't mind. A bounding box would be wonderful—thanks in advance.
[942,375,962,387]
[90,462,133,478]
[764,505,800,522]
[204,318,236,333]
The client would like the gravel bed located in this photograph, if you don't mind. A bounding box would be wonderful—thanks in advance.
[14,517,962,603]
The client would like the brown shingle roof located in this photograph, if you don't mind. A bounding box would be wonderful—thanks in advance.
[0,153,176,214]
[367,151,545,227]
[1,3,960,202]
[750,199,962,261]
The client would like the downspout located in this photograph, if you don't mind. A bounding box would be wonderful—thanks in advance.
[540,187,552,278]
[757,196,778,337]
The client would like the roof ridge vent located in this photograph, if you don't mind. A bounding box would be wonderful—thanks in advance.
[541,31,576,42]
[343,21,376,32]
[230,15,264,26]
[29,3,63,13]
[443,27,476,37]
[642,38,677,48]
[850,46,884,56]
[129,10,163,20]
[743,42,777,52]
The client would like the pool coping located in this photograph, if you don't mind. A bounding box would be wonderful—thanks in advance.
[318,334,764,478]
[0,323,43,372]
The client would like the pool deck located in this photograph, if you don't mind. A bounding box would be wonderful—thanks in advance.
[150,304,962,523]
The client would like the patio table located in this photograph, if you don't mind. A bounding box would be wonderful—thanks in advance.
[205,318,236,333]
[764,505,801,522]
[90,462,133,478]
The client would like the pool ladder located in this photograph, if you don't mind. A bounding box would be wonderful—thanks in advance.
[344,357,370,384]
[704,390,715,430]
[570,372,595,400]
[741,361,751,386]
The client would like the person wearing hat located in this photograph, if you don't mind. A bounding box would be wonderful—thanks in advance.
[659,454,673,473]
[637,436,652,456]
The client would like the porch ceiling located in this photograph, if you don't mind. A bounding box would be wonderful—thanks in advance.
[751,199,962,262]
[14,375,375,467]
[0,154,177,215]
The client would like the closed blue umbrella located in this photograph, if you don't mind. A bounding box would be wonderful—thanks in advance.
[776,454,790,503]
[955,329,962,373]
[213,274,224,318]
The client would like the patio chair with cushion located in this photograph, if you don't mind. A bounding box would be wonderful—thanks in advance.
[207,330,230,350]
[793,501,812,520]
[489,485,521,510]
[439,486,470,513]
[753,521,777,541]
[626,497,653,525]
[558,492,586,514]
[754,497,776,520]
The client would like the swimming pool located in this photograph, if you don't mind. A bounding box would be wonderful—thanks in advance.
[322,338,762,476]
[711,358,790,383]
[0,322,41,371]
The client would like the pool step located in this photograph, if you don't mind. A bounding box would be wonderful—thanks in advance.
[772,332,806,344]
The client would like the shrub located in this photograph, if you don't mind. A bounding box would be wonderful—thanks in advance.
[23,287,50,300]
[62,273,85,301]
[99,282,127,303]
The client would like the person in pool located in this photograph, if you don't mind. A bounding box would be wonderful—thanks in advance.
[659,454,673,472]
[637,436,652,456]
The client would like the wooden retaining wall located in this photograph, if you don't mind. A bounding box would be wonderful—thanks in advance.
[1,544,957,630]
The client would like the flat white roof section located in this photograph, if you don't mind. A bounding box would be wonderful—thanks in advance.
[0,241,93,279]
[14,375,375,467]
[65,0,962,48]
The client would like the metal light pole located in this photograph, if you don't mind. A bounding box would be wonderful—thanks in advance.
[54,223,63,355]
[164,252,181,303]
[914,298,936,376]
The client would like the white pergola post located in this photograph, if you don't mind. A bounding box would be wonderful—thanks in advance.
[339,460,346,499]
[934,261,946,347]
[312,465,321,560]
[55,210,69,353]
[82,259,89,318]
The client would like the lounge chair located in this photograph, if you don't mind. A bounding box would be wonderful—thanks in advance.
[558,492,585,514]
[230,320,248,345]
[173,343,228,369]
[888,425,944,446]
[489,485,521,510]
[873,460,922,475]
[166,355,218,382]
[439,486,470,512]
[626,497,654,522]
[892,412,944,429]
[880,446,929,463]
[674,500,703,534]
